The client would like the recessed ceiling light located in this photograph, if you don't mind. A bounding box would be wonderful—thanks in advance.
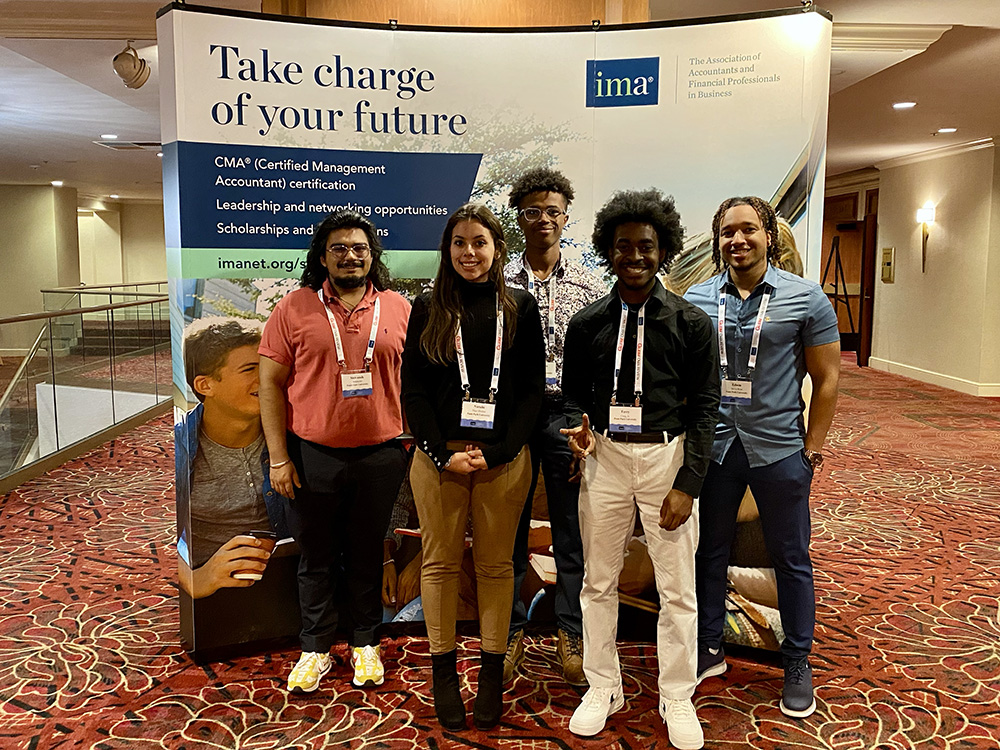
[893,101,917,110]
[110,194,120,199]
[157,152,163,157]
[51,180,63,187]
[101,134,119,140]
[937,127,957,134]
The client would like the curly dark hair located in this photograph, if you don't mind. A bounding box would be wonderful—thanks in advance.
[591,188,684,272]
[710,196,782,271]
[508,167,575,210]
[300,210,391,291]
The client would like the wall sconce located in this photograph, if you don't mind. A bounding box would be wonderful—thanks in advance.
[916,202,935,272]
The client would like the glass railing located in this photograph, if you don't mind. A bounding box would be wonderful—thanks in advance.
[0,283,170,484]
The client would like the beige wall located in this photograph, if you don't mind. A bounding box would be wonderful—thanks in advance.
[871,144,999,396]
[79,210,123,286]
[0,185,81,351]
[120,203,167,282]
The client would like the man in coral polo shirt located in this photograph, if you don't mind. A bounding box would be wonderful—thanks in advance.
[259,209,410,693]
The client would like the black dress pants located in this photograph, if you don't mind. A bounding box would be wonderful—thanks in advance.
[286,433,407,652]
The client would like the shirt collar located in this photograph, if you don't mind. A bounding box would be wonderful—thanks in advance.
[518,252,564,281]
[321,278,376,310]
[605,275,668,312]
[719,263,778,295]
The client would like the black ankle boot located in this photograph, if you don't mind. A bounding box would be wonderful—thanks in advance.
[431,650,466,730]
[473,649,505,730]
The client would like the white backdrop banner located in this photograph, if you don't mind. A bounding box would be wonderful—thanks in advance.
[159,5,831,281]
[158,3,830,655]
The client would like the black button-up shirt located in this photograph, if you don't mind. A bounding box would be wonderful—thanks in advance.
[563,279,721,497]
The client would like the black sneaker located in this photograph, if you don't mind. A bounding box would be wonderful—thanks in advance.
[780,656,816,718]
[696,644,727,685]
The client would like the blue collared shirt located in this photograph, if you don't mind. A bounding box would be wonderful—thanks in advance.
[684,264,839,467]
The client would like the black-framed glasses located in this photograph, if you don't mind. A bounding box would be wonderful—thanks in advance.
[519,207,566,222]
[327,243,371,258]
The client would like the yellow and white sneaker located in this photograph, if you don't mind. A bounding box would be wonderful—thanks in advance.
[351,645,385,687]
[287,651,332,694]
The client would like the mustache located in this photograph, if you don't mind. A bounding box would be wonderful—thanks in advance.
[337,261,364,269]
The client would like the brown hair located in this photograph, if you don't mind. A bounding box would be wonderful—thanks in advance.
[420,203,518,364]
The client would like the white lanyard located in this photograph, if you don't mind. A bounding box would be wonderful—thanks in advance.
[718,286,770,377]
[318,289,380,371]
[455,295,504,403]
[611,301,645,406]
[525,262,557,361]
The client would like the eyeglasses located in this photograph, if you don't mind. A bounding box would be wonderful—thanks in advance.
[327,243,371,258]
[518,207,566,223]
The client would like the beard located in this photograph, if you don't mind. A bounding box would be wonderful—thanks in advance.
[333,273,367,290]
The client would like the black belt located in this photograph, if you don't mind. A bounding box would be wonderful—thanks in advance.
[604,430,683,444]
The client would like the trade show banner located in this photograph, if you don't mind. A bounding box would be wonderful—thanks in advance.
[157,2,831,657]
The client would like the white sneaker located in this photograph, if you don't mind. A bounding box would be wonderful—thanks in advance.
[569,686,625,736]
[660,698,704,750]
[287,651,332,694]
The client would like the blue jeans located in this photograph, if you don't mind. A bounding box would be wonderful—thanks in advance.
[696,437,815,659]
[509,405,584,637]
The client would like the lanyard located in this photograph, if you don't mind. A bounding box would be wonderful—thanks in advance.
[718,286,770,377]
[611,301,645,406]
[317,289,380,371]
[455,294,504,403]
[525,261,557,361]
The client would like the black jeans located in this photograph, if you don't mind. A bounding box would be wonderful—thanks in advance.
[509,404,584,637]
[286,434,407,652]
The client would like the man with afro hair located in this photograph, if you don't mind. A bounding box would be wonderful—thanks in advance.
[561,188,719,748]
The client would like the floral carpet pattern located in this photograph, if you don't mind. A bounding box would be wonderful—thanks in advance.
[1,357,998,749]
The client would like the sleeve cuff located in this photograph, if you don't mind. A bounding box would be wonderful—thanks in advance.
[672,466,704,498]
[417,437,453,473]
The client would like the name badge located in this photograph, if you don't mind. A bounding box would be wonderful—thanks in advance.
[545,360,558,386]
[460,399,496,429]
[721,378,752,405]
[609,404,642,433]
[341,370,373,398]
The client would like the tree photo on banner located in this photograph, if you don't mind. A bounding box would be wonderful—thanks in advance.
[157,3,831,657]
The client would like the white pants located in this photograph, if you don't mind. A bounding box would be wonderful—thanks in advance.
[579,432,699,701]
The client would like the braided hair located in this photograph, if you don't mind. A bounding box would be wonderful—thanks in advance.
[710,196,782,271]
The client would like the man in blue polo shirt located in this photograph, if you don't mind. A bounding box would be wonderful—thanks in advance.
[685,196,840,719]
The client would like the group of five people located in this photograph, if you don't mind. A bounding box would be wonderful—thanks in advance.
[193,167,839,749]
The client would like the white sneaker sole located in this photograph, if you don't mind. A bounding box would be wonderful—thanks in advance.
[288,662,331,694]
[353,674,385,688]
[696,659,727,686]
[568,692,625,736]
[780,697,816,718]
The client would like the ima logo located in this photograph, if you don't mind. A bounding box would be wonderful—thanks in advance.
[586,57,659,108]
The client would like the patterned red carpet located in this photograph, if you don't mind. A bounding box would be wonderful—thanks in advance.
[1,355,998,749]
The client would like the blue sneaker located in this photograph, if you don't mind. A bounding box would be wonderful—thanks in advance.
[780,656,816,718]
[696,644,727,685]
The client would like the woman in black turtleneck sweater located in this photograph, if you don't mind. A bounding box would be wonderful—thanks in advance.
[402,203,544,731]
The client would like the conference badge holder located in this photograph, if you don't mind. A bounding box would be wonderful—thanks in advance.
[455,295,503,431]
[608,300,646,434]
[545,359,558,385]
[721,377,752,405]
[341,369,373,398]
[460,396,496,430]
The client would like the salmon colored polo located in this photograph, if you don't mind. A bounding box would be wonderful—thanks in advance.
[260,279,411,448]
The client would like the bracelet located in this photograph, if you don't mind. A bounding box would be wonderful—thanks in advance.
[270,459,291,469]
[383,559,394,567]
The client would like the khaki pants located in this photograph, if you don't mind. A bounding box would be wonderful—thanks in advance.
[411,445,530,654]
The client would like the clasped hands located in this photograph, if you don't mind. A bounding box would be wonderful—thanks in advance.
[446,444,488,474]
